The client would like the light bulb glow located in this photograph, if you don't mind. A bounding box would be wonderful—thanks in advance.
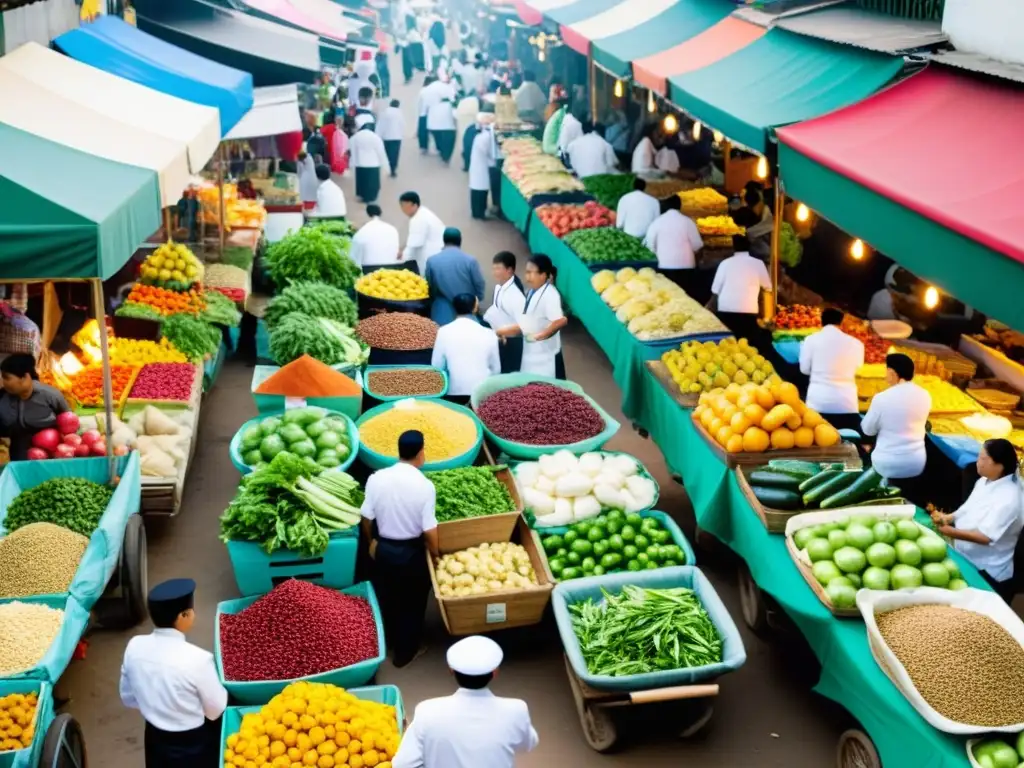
[613,80,623,98]
[850,239,865,260]
[795,203,809,222]
[692,122,702,141]
[647,91,656,113]
[713,130,723,144]
[924,286,939,309]
[756,156,768,179]
[538,50,545,61]
[663,114,678,133]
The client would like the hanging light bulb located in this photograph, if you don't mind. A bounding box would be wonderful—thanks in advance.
[692,122,702,141]
[538,50,545,62]
[713,130,723,144]
[850,239,865,260]
[613,80,624,98]
[663,114,678,133]
[756,156,768,179]
[795,203,810,223]
[924,286,940,309]
[647,90,656,113]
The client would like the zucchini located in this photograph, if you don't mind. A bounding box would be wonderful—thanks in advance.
[821,469,882,509]
[802,471,859,508]
[766,460,822,480]
[751,486,801,511]
[849,496,906,507]
[748,470,802,491]
[798,468,843,494]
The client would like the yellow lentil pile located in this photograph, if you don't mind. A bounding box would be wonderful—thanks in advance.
[0,602,63,677]
[0,523,90,599]
[877,604,1024,726]
[0,689,39,753]
[360,399,478,462]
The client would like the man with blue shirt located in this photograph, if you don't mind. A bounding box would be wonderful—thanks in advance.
[424,228,485,325]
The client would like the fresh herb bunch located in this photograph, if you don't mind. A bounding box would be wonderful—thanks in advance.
[201,290,242,327]
[268,312,368,367]
[564,227,657,265]
[779,222,803,268]
[265,226,360,291]
[311,220,355,238]
[582,173,637,209]
[425,465,516,522]
[264,281,357,330]
[115,302,162,321]
[5,477,114,537]
[160,313,221,361]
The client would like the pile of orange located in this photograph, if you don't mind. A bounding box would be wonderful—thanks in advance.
[70,364,137,407]
[124,284,206,317]
[693,381,841,454]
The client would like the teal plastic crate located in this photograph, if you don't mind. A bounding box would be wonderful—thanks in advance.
[552,566,747,692]
[225,530,360,597]
[357,398,483,471]
[214,581,386,704]
[363,364,449,401]
[0,680,53,768]
[230,408,360,475]
[0,594,91,682]
[251,365,364,421]
[470,374,621,459]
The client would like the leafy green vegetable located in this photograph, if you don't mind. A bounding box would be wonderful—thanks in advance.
[265,226,360,291]
[5,477,113,537]
[114,302,162,321]
[311,220,355,238]
[779,222,803,268]
[219,245,256,271]
[160,313,222,361]
[268,311,368,366]
[264,281,357,330]
[201,290,242,327]
[424,466,516,522]
[582,174,637,209]
[564,227,657,265]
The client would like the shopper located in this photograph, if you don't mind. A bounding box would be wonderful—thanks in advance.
[361,431,439,669]
[355,87,377,130]
[542,97,567,156]
[469,117,496,219]
[349,125,389,204]
[428,97,458,164]
[350,204,401,272]
[564,121,618,179]
[644,196,705,300]
[393,635,539,767]
[556,105,584,165]
[400,191,446,274]
[496,254,567,379]
[0,354,70,462]
[432,294,501,405]
[312,163,347,217]
[378,99,405,177]
[798,308,865,431]
[861,353,931,490]
[709,234,772,342]
[513,70,546,124]
[424,228,486,325]
[616,177,660,238]
[120,579,227,767]
[485,251,527,373]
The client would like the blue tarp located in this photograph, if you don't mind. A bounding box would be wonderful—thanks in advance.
[55,16,253,135]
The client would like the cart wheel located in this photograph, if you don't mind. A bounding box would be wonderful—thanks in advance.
[836,729,880,768]
[564,658,617,752]
[738,563,771,638]
[679,702,714,739]
[106,515,148,629]
[40,714,87,768]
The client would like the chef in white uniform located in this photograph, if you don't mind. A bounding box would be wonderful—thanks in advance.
[400,191,447,274]
[798,307,865,431]
[393,635,538,768]
[861,353,932,484]
[351,204,401,272]
[485,251,526,373]
[496,254,567,379]
[432,294,501,405]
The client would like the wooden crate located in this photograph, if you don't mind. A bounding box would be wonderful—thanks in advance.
[427,516,553,636]
[690,414,862,469]
[645,361,698,409]
[437,467,523,552]
[733,467,801,534]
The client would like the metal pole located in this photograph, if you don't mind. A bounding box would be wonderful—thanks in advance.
[163,207,172,241]
[91,279,117,483]
[218,144,227,256]
[722,140,731,192]
[587,49,597,120]
[767,177,783,324]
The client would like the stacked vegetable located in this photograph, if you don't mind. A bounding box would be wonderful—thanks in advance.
[581,174,636,210]
[535,202,615,238]
[160,313,223,362]
[203,263,248,304]
[118,282,205,321]
[265,225,360,292]
[662,337,777,394]
[269,312,368,367]
[200,290,242,327]
[4,477,113,537]
[0,601,65,677]
[502,141,584,196]
[139,241,204,291]
[973,738,1024,768]
[747,462,902,512]
[426,466,516,522]
[220,453,363,557]
[264,282,357,331]
[108,338,188,365]
[678,188,728,218]
[237,408,354,471]
[355,269,429,301]
[564,228,655,266]
[541,511,686,581]
[0,689,39,754]
[434,542,539,597]
[69,364,136,408]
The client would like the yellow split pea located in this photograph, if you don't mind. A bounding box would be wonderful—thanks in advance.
[359,400,477,462]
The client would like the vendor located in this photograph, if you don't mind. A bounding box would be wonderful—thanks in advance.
[564,120,618,179]
[120,578,227,767]
[485,252,526,373]
[798,308,865,431]
[616,177,661,239]
[643,196,705,301]
[709,234,772,343]
[930,438,1023,601]
[631,123,658,174]
[361,430,439,669]
[496,254,567,379]
[0,354,69,461]
[431,294,501,405]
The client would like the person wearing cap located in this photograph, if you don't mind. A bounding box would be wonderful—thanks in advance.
[350,123,389,204]
[432,293,501,405]
[393,635,539,767]
[119,579,228,767]
[424,228,485,325]
[361,430,439,668]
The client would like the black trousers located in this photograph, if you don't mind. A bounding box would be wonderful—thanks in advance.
[384,140,401,175]
[372,536,430,662]
[355,166,381,203]
[555,351,567,380]
[981,569,1017,603]
[417,116,429,152]
[499,336,524,373]
[489,166,502,211]
[819,412,863,433]
[401,47,414,83]
[470,188,488,219]
[145,719,221,768]
[432,129,456,163]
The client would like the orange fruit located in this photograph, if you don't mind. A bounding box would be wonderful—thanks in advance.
[801,409,824,429]
[708,418,724,436]
[743,404,767,427]
[730,412,752,434]
[770,428,795,450]
[742,426,770,453]
[814,423,840,447]
[793,427,815,449]
[716,425,733,446]
[726,434,744,454]
[754,387,776,411]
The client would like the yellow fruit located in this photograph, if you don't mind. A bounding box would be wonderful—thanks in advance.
[762,404,795,432]
[793,427,815,448]
[708,418,724,436]
[814,424,840,447]
[742,427,770,453]
[716,425,732,446]
[785,412,802,430]
[726,434,744,454]
[801,409,824,429]
[754,387,776,411]
[743,404,767,427]
[730,412,752,434]
[777,381,801,407]
[770,428,795,450]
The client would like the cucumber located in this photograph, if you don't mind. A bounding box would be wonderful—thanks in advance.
[748,470,802,491]
[849,496,906,507]
[751,486,801,510]
[798,468,843,494]
[766,460,822,480]
[802,471,859,508]
[821,469,883,509]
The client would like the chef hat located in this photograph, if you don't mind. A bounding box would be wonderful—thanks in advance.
[148,578,196,628]
[447,635,503,676]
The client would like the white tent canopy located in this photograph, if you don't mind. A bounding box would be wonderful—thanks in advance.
[225,84,302,140]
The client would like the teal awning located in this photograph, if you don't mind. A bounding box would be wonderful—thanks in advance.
[667,28,904,154]
[0,124,160,280]
[546,0,621,27]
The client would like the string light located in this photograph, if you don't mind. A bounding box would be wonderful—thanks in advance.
[755,156,768,179]
[850,239,865,260]
[692,122,702,141]
[924,286,940,309]
[647,91,656,113]
[613,80,624,98]
[795,204,809,223]
[663,114,678,133]
[713,130,723,144]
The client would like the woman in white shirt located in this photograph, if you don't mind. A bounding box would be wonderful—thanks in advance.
[931,438,1023,600]
[496,254,567,379]
[631,124,658,174]
[861,353,931,484]
[349,124,389,204]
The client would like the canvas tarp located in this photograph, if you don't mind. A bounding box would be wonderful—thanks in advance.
[226,84,302,139]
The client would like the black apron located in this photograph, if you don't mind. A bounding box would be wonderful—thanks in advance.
[145,718,221,768]
[371,526,431,662]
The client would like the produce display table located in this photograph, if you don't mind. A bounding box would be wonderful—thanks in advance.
[499,174,533,235]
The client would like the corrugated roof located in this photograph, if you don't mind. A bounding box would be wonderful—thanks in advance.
[929,50,1024,86]
[776,7,945,53]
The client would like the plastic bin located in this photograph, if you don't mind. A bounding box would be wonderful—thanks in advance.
[0,594,91,683]
[250,364,364,420]
[225,529,359,597]
[363,364,449,402]
[552,566,746,692]
[229,409,360,475]
[0,680,53,768]
[357,398,483,471]
[214,581,386,705]
[367,347,434,367]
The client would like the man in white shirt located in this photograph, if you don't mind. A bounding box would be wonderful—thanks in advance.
[393,635,539,768]
[361,430,439,668]
[557,107,584,161]
[377,98,405,177]
[631,124,658,174]
[799,308,865,430]
[861,353,932,484]
[400,191,446,274]
[120,579,228,766]
[710,234,772,342]
[349,124,389,204]
[513,70,547,124]
[350,204,401,271]
[428,97,458,164]
[312,163,347,218]
[432,294,500,403]
[643,196,705,299]
[656,143,681,174]
[616,178,661,238]
[469,119,496,219]
[416,75,438,153]
[486,251,526,373]
[565,121,618,179]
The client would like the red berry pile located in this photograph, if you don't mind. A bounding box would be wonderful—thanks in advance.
[130,363,196,401]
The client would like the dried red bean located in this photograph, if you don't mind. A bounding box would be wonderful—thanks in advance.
[219,579,378,681]
[477,383,604,444]
[130,363,196,401]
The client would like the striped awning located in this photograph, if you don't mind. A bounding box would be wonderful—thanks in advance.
[561,0,677,56]
[513,0,577,27]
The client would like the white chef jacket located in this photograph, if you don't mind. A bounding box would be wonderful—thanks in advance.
[631,136,656,173]
[427,100,457,131]
[456,96,480,139]
[431,316,501,396]
[799,324,865,415]
[361,461,438,540]
[484,276,527,329]
[953,474,1024,582]
[404,205,447,274]
[643,210,703,270]
[565,133,617,179]
[656,146,680,174]
[314,179,347,217]
[351,217,401,267]
[119,628,228,732]
[393,688,538,768]
[350,129,389,169]
[519,282,563,377]
[297,154,319,204]
[557,113,583,155]
[377,106,406,142]
[419,80,455,118]
[867,288,897,321]
[861,381,931,480]
[712,252,771,314]
[469,128,496,191]
[616,190,660,238]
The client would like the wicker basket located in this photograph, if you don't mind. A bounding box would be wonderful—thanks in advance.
[967,379,1021,412]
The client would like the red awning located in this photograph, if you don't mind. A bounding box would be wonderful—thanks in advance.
[777,67,1024,266]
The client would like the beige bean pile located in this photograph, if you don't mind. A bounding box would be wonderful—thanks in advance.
[356,313,438,351]
[0,602,64,677]
[368,369,446,397]
[877,605,1024,726]
[0,523,89,599]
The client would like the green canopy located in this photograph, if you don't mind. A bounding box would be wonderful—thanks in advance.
[0,123,161,280]
[667,28,903,153]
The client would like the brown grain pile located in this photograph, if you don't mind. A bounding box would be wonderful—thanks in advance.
[368,369,445,397]
[356,313,438,350]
